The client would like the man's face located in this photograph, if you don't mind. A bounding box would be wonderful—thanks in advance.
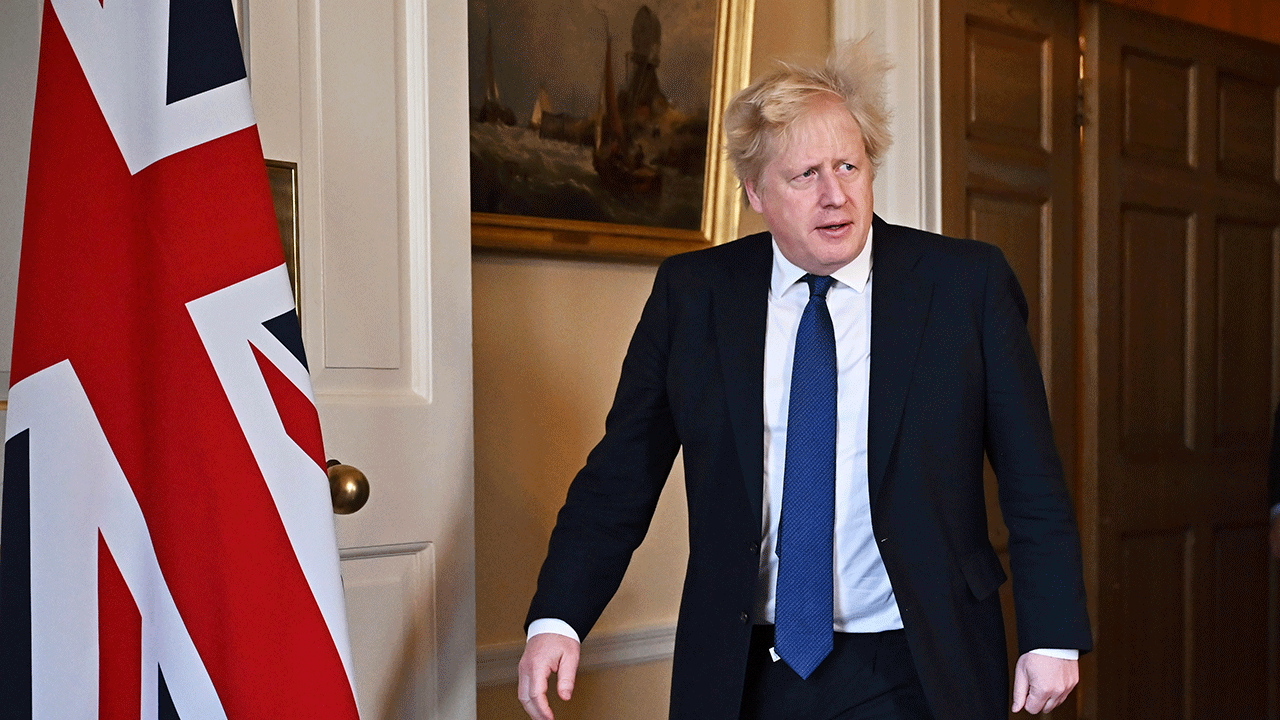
[743,98,874,276]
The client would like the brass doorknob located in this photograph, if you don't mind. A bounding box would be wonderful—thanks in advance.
[326,460,370,514]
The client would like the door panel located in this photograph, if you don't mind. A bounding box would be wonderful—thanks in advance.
[341,544,437,718]
[1082,4,1280,718]
[1117,529,1189,719]
[1118,207,1189,449]
[940,1,1079,716]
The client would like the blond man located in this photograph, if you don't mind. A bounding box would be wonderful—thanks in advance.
[519,41,1091,720]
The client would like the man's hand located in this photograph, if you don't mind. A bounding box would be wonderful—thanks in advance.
[1011,652,1078,714]
[1271,515,1280,560]
[517,633,581,720]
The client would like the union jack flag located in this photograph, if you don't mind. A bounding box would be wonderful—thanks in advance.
[0,1,361,718]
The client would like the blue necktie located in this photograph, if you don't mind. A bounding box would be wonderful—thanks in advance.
[774,273,837,680]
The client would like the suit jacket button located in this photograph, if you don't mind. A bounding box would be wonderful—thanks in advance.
[748,542,760,554]
[740,612,750,624]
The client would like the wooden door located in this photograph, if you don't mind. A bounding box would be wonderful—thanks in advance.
[939,1,1082,717]
[1081,3,1280,718]
[245,0,476,718]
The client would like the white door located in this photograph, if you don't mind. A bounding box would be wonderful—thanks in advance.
[246,0,476,717]
[0,0,477,718]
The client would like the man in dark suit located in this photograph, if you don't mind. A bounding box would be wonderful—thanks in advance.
[518,42,1092,720]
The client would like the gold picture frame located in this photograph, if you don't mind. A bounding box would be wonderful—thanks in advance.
[469,0,754,260]
[265,159,301,314]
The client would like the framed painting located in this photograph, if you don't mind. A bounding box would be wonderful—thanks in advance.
[265,159,301,315]
[468,0,754,260]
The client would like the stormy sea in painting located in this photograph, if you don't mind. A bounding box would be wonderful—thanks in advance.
[469,1,715,231]
[469,122,704,229]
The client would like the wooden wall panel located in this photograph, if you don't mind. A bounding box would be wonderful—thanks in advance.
[1215,220,1276,447]
[1120,207,1190,449]
[1084,4,1280,718]
[968,192,1046,351]
[1209,523,1272,719]
[1122,50,1194,168]
[1119,530,1190,720]
[1216,73,1278,183]
[967,21,1049,151]
[942,0,1077,432]
[941,3,1079,716]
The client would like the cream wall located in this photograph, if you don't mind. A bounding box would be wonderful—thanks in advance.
[471,256,690,643]
[471,0,831,717]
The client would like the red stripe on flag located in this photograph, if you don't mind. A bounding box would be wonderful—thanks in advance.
[99,533,141,720]
[252,343,327,472]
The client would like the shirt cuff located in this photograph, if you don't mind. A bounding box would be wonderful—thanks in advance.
[527,618,580,643]
[1029,648,1079,660]
[1271,502,1280,519]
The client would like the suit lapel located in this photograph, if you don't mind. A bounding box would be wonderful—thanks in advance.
[867,218,933,506]
[713,233,772,522]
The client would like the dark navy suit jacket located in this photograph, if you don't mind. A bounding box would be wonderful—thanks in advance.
[527,216,1092,720]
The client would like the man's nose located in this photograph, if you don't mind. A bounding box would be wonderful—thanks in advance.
[817,173,845,207]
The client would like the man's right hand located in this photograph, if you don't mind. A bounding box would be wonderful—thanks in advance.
[517,633,581,720]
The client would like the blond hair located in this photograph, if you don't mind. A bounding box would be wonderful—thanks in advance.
[724,37,893,188]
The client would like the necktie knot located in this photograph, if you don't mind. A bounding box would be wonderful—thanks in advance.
[804,274,835,299]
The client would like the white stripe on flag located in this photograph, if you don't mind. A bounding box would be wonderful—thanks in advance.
[50,0,255,174]
[186,264,359,699]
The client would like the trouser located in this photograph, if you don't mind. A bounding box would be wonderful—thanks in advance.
[739,625,935,720]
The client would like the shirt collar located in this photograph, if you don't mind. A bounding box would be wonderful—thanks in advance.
[769,224,874,297]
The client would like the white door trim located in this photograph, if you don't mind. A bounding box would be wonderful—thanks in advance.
[833,0,942,234]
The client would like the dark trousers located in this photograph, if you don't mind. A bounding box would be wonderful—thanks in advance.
[739,625,935,720]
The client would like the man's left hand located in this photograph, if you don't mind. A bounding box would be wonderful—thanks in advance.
[1011,652,1078,714]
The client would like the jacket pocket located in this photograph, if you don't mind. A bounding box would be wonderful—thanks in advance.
[962,547,1008,601]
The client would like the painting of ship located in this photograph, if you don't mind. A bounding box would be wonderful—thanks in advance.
[591,17,663,196]
[473,24,515,126]
[468,0,716,231]
[530,86,595,146]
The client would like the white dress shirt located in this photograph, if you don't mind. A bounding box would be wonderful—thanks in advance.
[756,230,901,632]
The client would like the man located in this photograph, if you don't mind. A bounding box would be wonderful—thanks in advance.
[518,41,1092,720]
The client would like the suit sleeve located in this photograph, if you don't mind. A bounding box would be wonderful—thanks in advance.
[524,260,683,641]
[979,245,1093,655]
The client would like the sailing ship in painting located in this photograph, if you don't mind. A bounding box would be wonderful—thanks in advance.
[475,25,517,126]
[593,16,662,197]
[469,4,710,230]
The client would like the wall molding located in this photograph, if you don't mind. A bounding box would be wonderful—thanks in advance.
[476,624,677,688]
[833,0,942,234]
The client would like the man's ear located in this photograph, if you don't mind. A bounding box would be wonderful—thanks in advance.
[743,178,764,213]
